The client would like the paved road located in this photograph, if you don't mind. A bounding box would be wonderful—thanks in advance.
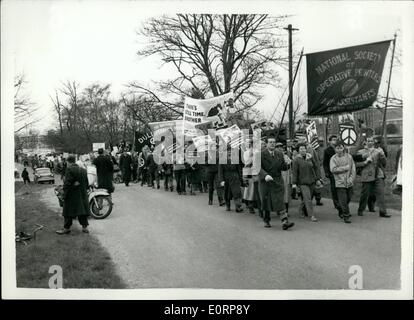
[39,176,401,290]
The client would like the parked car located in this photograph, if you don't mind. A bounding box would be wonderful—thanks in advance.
[34,167,55,184]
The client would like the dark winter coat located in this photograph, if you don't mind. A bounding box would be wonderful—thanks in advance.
[22,169,29,180]
[218,163,243,200]
[93,155,114,193]
[119,153,132,182]
[323,146,336,178]
[62,164,89,217]
[259,149,289,212]
[186,162,202,185]
[146,153,157,173]
[292,153,321,186]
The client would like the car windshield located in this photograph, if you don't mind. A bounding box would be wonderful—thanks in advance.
[37,169,51,174]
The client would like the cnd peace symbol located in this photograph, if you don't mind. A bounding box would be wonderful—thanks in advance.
[340,127,358,146]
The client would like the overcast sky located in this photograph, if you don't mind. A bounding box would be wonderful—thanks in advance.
[3,0,412,134]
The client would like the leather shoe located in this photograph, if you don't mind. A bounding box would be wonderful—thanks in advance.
[82,227,89,233]
[219,202,226,206]
[380,213,391,218]
[344,218,352,224]
[357,212,363,216]
[282,222,294,230]
[56,228,71,235]
[264,222,271,228]
[235,207,244,213]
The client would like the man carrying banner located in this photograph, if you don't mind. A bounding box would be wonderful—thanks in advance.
[259,136,294,230]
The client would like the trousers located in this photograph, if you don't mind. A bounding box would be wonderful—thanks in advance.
[299,184,316,217]
[358,179,387,214]
[174,170,186,194]
[336,187,353,218]
[64,215,88,229]
[207,171,224,203]
[329,175,341,212]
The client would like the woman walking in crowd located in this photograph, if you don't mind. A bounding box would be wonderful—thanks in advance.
[242,139,258,214]
[292,143,322,222]
[329,142,356,224]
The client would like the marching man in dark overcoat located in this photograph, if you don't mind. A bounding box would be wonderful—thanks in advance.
[218,148,244,212]
[56,155,90,234]
[259,136,295,230]
[120,148,133,186]
[92,148,114,193]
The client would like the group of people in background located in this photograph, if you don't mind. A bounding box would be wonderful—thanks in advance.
[16,132,401,230]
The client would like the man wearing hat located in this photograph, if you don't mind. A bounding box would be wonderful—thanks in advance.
[93,148,114,193]
[56,155,90,234]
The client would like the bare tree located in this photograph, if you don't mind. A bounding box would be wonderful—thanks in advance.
[138,14,288,108]
[50,90,64,136]
[14,74,39,133]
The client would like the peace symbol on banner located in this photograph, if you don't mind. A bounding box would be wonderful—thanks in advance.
[139,158,145,168]
[340,127,358,146]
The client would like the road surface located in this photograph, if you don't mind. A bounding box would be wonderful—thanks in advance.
[38,174,401,290]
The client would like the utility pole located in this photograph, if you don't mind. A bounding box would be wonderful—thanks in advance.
[382,33,397,147]
[284,24,299,140]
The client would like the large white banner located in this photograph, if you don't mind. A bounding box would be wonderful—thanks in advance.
[183,92,235,136]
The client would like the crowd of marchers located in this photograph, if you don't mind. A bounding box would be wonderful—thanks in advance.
[16,133,402,233]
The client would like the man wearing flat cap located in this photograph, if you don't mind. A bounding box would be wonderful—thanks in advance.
[56,155,90,234]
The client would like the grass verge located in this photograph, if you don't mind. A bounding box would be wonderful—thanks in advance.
[15,182,126,288]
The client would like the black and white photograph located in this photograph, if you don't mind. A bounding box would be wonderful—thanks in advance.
[1,0,413,302]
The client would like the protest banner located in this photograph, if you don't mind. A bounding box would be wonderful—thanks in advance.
[92,142,105,151]
[306,40,391,116]
[183,92,235,136]
[192,135,214,153]
[216,124,245,148]
[306,121,319,149]
[134,130,153,151]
